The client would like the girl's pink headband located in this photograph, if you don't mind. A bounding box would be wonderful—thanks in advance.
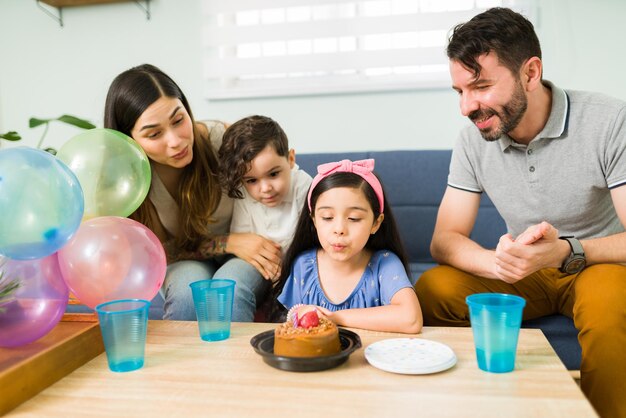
[307,159,384,213]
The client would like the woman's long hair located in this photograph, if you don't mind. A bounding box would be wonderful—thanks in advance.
[104,64,221,251]
[269,172,409,320]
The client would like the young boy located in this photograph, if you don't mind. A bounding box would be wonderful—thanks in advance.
[218,115,312,259]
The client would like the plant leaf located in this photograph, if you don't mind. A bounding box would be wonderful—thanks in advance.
[43,147,58,155]
[29,117,50,128]
[0,131,22,141]
[0,269,22,301]
[57,115,96,129]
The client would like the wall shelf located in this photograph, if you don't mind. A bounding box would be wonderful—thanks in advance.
[36,0,150,27]
[39,0,135,6]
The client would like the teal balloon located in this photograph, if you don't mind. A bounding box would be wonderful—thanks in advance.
[56,129,151,219]
[0,147,84,259]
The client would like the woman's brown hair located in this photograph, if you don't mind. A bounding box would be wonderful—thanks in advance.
[104,64,222,252]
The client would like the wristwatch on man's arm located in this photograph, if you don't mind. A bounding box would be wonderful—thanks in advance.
[559,236,586,274]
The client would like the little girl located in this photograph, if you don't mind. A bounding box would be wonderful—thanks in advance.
[274,159,423,334]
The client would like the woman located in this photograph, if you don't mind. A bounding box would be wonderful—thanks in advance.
[104,64,282,321]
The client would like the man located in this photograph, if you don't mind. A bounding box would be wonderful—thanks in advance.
[415,7,626,418]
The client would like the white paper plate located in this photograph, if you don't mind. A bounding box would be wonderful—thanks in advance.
[364,338,457,375]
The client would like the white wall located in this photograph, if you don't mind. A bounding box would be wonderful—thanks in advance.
[0,0,624,153]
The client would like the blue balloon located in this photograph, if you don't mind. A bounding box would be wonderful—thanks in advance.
[0,147,84,259]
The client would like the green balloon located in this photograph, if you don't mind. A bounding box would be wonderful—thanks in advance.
[57,129,151,219]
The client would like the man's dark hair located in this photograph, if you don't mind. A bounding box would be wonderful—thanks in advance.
[446,7,542,79]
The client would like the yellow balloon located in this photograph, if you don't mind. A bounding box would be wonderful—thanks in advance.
[57,129,151,219]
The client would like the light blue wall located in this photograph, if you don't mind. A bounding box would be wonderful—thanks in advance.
[0,0,624,153]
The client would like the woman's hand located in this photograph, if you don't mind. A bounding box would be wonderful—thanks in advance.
[226,233,282,281]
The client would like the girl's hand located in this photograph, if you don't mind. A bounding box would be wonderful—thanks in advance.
[314,289,423,334]
[316,306,333,318]
[227,233,282,280]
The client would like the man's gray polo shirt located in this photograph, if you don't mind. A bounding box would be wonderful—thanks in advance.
[448,81,626,239]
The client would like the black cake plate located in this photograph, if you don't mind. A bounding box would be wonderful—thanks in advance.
[250,328,362,372]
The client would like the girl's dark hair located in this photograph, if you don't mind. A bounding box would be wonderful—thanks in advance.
[104,64,222,251]
[447,7,542,79]
[218,115,290,199]
[269,171,409,321]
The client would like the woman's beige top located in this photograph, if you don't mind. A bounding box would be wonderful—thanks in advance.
[148,120,233,240]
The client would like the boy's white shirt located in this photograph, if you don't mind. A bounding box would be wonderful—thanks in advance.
[229,165,312,251]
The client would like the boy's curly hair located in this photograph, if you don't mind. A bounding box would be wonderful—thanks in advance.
[218,115,290,199]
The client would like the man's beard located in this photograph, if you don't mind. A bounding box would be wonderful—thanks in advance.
[469,80,528,142]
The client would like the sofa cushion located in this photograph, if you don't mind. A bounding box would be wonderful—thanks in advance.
[409,262,437,285]
[298,150,507,275]
[523,315,581,370]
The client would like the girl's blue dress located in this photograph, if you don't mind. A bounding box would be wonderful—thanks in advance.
[278,248,412,311]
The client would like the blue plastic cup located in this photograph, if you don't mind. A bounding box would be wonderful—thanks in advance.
[95,299,150,372]
[189,279,236,342]
[466,293,526,373]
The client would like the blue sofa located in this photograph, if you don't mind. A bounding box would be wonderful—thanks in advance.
[297,150,581,371]
[74,149,580,370]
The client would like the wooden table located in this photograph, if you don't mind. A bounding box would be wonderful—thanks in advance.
[7,321,597,417]
[0,321,104,415]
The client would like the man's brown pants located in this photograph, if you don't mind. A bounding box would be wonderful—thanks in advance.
[415,264,626,418]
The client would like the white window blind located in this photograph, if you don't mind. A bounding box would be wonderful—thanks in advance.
[202,0,531,99]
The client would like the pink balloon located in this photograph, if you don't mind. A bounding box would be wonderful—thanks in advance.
[58,217,166,309]
[0,254,69,347]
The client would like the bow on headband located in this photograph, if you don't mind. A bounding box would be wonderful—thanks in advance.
[307,159,384,213]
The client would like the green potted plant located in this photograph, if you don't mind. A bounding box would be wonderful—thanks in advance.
[0,114,95,155]
[0,131,20,142]
[0,267,21,314]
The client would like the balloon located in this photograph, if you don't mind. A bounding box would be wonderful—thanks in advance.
[56,128,151,219]
[0,254,69,347]
[0,147,84,260]
[57,216,166,309]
